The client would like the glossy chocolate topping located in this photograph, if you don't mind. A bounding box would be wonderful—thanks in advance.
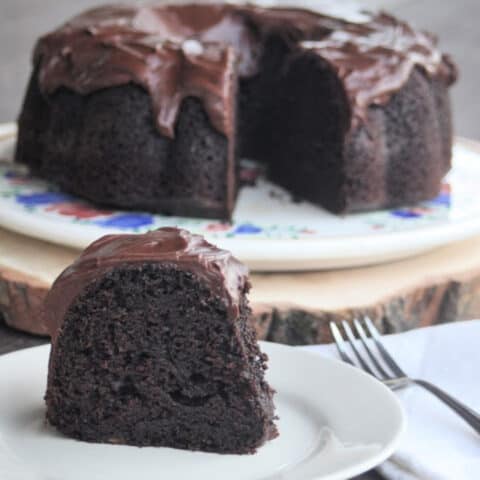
[34,3,456,137]
[44,227,249,340]
[300,12,457,123]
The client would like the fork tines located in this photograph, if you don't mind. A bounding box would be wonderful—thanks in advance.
[330,318,480,434]
[329,317,407,383]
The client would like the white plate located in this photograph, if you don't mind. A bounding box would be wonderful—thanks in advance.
[0,343,404,480]
[1,122,480,271]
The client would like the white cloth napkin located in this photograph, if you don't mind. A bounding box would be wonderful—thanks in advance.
[301,320,480,480]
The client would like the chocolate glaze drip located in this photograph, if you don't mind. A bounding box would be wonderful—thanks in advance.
[34,3,457,137]
[44,227,249,341]
[300,13,457,124]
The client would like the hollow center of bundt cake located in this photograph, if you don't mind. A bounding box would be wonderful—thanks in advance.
[45,263,275,453]
[238,37,351,211]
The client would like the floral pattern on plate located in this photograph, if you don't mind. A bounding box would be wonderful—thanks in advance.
[0,155,469,241]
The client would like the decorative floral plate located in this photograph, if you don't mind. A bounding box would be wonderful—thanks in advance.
[1,122,480,271]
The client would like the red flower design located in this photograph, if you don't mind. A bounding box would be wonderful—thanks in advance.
[441,182,451,194]
[412,207,433,215]
[205,223,232,232]
[45,202,111,219]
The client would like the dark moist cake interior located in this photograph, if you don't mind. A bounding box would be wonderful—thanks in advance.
[238,37,453,213]
[237,34,350,211]
[45,263,277,453]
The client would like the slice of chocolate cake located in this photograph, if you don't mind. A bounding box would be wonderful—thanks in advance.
[43,227,277,453]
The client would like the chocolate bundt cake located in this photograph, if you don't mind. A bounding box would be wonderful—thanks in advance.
[43,227,277,453]
[16,3,457,219]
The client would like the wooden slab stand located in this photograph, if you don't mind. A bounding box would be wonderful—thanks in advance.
[1,227,480,344]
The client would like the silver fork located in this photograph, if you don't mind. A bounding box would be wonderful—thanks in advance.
[330,317,480,435]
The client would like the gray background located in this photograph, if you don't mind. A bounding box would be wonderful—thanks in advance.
[0,0,479,139]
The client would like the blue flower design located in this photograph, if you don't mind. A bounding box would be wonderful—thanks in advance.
[16,192,71,206]
[391,209,421,219]
[5,171,22,179]
[233,223,263,234]
[430,193,451,207]
[95,214,154,229]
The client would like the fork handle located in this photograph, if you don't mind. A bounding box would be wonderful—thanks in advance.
[413,379,480,435]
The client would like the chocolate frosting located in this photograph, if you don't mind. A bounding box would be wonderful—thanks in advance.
[43,227,249,341]
[34,3,457,137]
[299,12,457,123]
